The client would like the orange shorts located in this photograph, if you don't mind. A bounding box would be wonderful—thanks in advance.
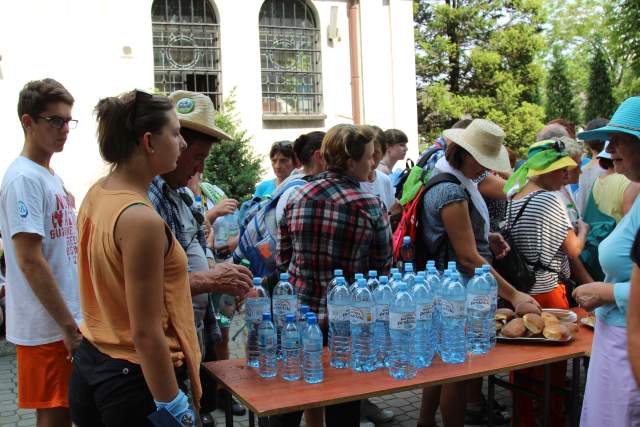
[15,340,72,409]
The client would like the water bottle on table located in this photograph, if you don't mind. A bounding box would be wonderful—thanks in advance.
[258,312,277,378]
[282,314,302,381]
[303,314,324,383]
[367,270,379,291]
[350,278,376,372]
[440,272,467,364]
[245,277,270,368]
[412,275,435,368]
[298,305,310,341]
[349,273,365,294]
[272,273,297,360]
[399,236,415,272]
[328,277,351,368]
[373,275,393,368]
[389,282,417,379]
[403,263,417,288]
[482,264,498,348]
[466,268,492,355]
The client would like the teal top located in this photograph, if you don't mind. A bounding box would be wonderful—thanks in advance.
[596,196,640,327]
[253,178,276,199]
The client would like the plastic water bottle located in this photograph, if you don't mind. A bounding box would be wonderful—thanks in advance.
[298,305,310,341]
[245,277,270,368]
[399,236,415,272]
[425,267,441,353]
[349,273,365,294]
[433,269,449,354]
[466,268,492,355]
[482,264,498,348]
[328,277,351,368]
[403,263,417,288]
[258,312,277,378]
[327,269,344,296]
[303,314,324,383]
[373,275,393,368]
[350,279,376,372]
[388,282,417,379]
[389,272,403,292]
[272,273,297,359]
[282,314,302,381]
[367,270,379,291]
[413,275,435,368]
[440,272,467,364]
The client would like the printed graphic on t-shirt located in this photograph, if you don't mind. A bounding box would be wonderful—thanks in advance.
[50,193,78,264]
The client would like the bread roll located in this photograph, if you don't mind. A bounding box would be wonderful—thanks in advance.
[523,313,544,334]
[501,318,526,338]
[566,323,579,335]
[541,312,560,327]
[515,302,541,316]
[496,320,504,332]
[496,308,515,322]
[543,324,570,340]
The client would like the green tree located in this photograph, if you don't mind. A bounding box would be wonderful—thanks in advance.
[584,46,616,121]
[203,89,263,201]
[414,0,546,154]
[545,49,580,123]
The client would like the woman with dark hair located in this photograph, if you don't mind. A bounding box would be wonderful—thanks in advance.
[69,90,200,426]
[572,97,640,426]
[361,125,397,211]
[254,140,297,199]
[378,128,408,175]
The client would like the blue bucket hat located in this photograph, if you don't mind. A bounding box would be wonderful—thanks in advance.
[578,97,640,141]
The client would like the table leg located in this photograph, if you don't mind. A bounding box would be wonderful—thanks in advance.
[249,411,255,427]
[512,372,520,427]
[224,389,233,427]
[258,416,269,427]
[542,364,551,427]
[571,358,581,427]
[487,375,495,427]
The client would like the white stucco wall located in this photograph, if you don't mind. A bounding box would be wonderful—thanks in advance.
[0,0,418,200]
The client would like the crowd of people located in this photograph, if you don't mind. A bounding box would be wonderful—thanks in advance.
[0,77,639,427]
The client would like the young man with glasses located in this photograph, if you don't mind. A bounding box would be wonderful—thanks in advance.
[148,90,252,423]
[0,79,82,427]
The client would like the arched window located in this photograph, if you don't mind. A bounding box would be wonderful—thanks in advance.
[152,0,221,109]
[259,0,323,118]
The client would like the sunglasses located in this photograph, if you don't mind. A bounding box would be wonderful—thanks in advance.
[550,138,566,153]
[131,89,154,126]
[36,115,78,130]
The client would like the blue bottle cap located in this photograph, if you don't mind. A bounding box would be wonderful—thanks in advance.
[300,305,310,314]
[368,270,377,277]
[393,272,402,280]
[334,269,343,276]
[357,278,367,287]
[415,275,425,284]
[280,272,289,281]
[475,267,483,275]
[305,312,314,320]
[253,277,262,286]
[194,195,202,203]
[336,277,346,286]
[262,312,271,321]
[285,313,295,323]
[396,281,408,291]
[391,268,400,274]
[403,236,411,244]
[427,260,435,266]
[482,264,491,272]
[355,273,364,279]
[307,316,317,325]
[379,276,388,284]
[405,263,414,272]
[427,266,437,274]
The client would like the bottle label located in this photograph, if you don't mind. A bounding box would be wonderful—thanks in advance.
[328,305,350,322]
[273,296,296,315]
[246,299,269,322]
[466,294,492,312]
[440,300,466,317]
[389,311,416,330]
[375,304,389,321]
[416,303,433,321]
[350,307,373,324]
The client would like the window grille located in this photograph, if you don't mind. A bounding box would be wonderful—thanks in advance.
[259,0,323,117]
[152,0,221,110]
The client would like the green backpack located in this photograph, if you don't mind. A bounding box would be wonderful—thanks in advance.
[579,188,617,281]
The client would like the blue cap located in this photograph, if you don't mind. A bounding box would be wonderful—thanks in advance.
[427,260,435,266]
[416,275,425,283]
[428,266,437,274]
[405,263,414,272]
[368,270,377,277]
[280,272,289,281]
[334,269,343,276]
[357,278,367,287]
[300,305,310,314]
[482,264,490,271]
[305,312,314,320]
[194,195,202,202]
[391,268,400,274]
[396,281,408,291]
[252,277,262,286]
[285,313,295,323]
[262,312,271,321]
[393,272,402,279]
[379,276,388,284]
[355,273,364,279]
[475,267,483,275]
[403,236,411,244]
[336,277,346,286]
[307,315,317,325]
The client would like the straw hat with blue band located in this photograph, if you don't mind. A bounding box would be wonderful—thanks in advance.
[577,96,640,141]
[168,90,232,141]
[504,138,578,194]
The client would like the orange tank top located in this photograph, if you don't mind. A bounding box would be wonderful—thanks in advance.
[76,181,201,403]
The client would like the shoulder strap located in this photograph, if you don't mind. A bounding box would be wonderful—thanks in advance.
[506,191,539,232]
[423,172,460,192]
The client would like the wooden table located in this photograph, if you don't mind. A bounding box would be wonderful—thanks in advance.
[204,309,594,427]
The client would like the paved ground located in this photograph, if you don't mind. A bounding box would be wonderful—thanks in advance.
[0,315,584,427]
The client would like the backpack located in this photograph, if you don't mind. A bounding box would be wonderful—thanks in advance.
[392,173,461,269]
[394,145,443,203]
[233,177,306,277]
[579,188,616,281]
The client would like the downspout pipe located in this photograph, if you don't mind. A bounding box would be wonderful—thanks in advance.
[348,0,362,125]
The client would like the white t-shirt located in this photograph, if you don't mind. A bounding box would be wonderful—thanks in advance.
[0,156,82,345]
[360,170,396,210]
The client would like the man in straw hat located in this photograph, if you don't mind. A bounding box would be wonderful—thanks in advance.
[148,91,252,423]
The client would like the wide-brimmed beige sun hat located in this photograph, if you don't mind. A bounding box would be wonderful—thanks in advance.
[442,118,511,172]
[168,90,231,141]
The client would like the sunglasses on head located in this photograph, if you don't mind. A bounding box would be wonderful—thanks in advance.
[131,89,154,125]
[550,138,566,153]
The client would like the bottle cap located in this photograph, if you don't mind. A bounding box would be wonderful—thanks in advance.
[262,312,271,321]
[379,276,388,284]
[396,281,408,291]
[240,259,251,268]
[403,236,411,244]
[355,273,364,279]
[334,269,344,276]
[194,195,202,202]
[368,270,377,277]
[475,267,483,275]
[393,272,402,279]
[285,313,295,323]
[391,268,400,274]
[357,278,367,287]
[280,272,289,281]
[305,312,314,320]
[252,277,262,286]
[307,316,317,325]
[405,263,414,272]
[300,305,310,314]
[482,264,491,272]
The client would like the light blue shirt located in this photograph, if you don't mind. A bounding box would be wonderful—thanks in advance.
[596,196,640,327]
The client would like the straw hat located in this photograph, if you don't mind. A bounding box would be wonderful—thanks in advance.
[168,90,231,141]
[578,96,640,141]
[443,119,511,172]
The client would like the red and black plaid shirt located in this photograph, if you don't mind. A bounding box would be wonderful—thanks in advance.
[277,171,393,322]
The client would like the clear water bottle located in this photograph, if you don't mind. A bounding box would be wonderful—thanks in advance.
[389,272,403,292]
[403,263,417,289]
[258,312,277,378]
[466,268,492,355]
[298,305,310,341]
[327,269,344,296]
[272,272,297,359]
[447,261,458,277]
[433,269,449,355]
[425,267,441,354]
[399,236,415,272]
[245,277,270,368]
[482,264,498,348]
[303,314,324,384]
[367,270,379,291]
[350,279,376,372]
[349,273,365,294]
[388,282,417,379]
[373,275,393,368]
[282,314,302,381]
[213,216,230,251]
[328,277,351,368]
[412,275,435,368]
[440,272,467,364]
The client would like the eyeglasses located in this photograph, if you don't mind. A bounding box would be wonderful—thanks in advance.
[36,115,78,129]
[551,138,566,153]
[131,89,153,125]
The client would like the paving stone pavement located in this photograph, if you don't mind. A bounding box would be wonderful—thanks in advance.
[0,313,585,427]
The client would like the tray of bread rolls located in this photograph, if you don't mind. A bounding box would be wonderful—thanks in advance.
[495,303,579,344]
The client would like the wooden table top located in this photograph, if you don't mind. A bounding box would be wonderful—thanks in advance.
[204,308,594,417]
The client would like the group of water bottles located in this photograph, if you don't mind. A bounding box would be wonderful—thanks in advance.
[244,273,324,383]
